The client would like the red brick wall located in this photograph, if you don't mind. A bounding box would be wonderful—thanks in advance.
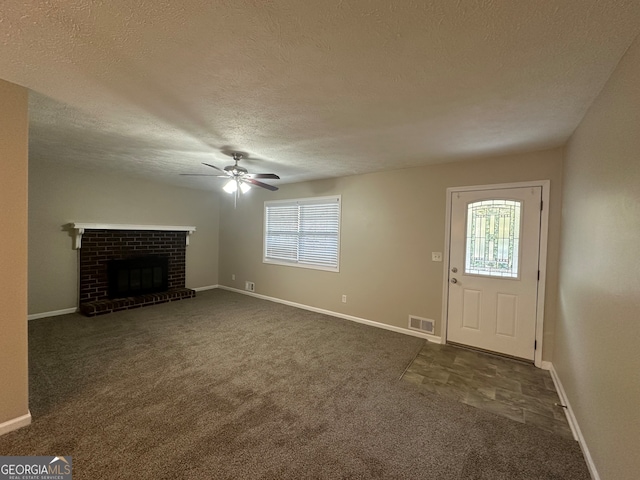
[79,230,187,304]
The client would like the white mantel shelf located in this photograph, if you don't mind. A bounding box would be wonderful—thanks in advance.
[69,223,196,249]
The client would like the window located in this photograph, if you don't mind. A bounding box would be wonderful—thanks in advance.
[264,196,341,272]
[465,199,521,278]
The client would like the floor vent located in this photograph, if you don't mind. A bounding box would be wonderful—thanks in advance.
[408,315,435,334]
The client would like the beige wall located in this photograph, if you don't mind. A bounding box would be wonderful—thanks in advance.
[0,79,30,425]
[28,160,220,314]
[219,148,563,361]
[555,35,640,479]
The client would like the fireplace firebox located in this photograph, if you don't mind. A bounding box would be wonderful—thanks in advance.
[108,255,169,299]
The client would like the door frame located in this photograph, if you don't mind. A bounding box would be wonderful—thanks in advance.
[440,180,550,368]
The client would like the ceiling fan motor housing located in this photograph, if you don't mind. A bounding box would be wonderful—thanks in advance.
[224,165,248,175]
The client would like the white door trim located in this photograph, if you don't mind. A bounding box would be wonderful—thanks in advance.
[440,180,550,368]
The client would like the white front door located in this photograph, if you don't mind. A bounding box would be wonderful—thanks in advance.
[446,186,542,361]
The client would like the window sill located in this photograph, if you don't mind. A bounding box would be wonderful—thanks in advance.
[263,259,339,273]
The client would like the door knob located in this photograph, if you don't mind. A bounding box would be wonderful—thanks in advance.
[451,278,458,284]
[451,267,458,273]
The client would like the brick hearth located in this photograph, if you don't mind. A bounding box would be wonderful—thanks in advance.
[78,229,195,316]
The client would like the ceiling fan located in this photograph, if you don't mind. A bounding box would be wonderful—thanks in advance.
[181,152,280,205]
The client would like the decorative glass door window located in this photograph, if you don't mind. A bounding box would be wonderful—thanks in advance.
[465,199,521,278]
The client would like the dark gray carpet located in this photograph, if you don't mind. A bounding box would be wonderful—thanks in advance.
[1,290,589,479]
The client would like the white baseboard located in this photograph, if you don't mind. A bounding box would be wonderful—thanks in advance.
[192,284,219,292]
[0,412,31,436]
[549,363,600,480]
[27,307,78,321]
[217,285,442,344]
[540,360,552,371]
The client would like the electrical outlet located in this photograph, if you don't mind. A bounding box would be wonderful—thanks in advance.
[432,252,443,262]
[231,274,235,280]
[245,281,255,292]
[341,295,347,303]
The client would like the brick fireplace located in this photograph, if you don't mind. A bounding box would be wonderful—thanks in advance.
[70,224,196,316]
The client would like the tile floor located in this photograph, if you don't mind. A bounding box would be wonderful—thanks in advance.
[402,342,574,439]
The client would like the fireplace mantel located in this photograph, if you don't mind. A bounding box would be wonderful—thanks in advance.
[69,223,196,249]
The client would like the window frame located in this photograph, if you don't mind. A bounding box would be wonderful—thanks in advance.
[263,195,341,272]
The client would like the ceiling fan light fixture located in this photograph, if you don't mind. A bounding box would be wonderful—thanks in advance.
[223,179,238,194]
[240,182,251,194]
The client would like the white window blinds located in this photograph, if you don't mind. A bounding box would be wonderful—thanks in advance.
[264,196,341,271]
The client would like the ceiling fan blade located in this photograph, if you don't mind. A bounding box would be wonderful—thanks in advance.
[179,173,221,176]
[247,173,280,179]
[202,162,225,172]
[243,178,279,191]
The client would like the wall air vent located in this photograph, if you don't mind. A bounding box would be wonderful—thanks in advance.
[408,315,435,335]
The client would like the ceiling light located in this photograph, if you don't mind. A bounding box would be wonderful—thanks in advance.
[240,182,251,194]
[223,180,237,194]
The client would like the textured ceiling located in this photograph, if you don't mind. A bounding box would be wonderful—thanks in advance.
[1,1,639,189]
